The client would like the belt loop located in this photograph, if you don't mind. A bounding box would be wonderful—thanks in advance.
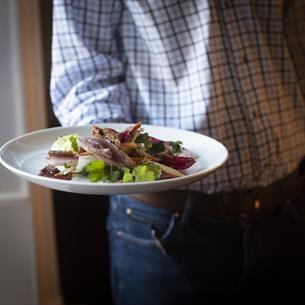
[180,190,199,225]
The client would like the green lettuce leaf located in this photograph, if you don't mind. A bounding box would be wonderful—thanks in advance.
[82,160,121,183]
[82,160,106,182]
[122,163,161,183]
[122,168,134,183]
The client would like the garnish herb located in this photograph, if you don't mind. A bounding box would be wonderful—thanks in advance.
[148,141,165,155]
[171,140,183,154]
[64,163,72,169]
[69,135,79,152]
[135,132,151,149]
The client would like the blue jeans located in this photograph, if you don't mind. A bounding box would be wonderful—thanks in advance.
[107,192,305,304]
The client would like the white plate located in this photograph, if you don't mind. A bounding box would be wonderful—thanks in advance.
[0,124,228,195]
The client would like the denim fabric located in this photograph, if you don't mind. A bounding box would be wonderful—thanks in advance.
[107,193,305,304]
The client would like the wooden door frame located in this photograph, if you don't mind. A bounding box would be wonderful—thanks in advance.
[18,1,63,305]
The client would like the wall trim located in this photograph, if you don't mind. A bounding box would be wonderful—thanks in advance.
[17,1,63,305]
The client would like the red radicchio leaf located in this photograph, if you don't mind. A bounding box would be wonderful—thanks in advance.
[161,155,195,170]
[119,130,131,143]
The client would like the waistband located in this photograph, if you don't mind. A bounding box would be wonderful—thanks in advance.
[130,160,305,221]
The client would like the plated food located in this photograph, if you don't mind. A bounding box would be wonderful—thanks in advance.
[0,123,228,194]
[39,122,197,183]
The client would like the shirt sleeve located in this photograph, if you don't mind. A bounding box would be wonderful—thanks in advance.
[51,0,132,126]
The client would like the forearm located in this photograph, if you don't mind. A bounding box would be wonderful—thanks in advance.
[51,0,131,126]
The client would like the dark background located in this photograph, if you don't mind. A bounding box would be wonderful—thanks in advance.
[40,1,113,304]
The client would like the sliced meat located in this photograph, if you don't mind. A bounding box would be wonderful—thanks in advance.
[91,125,121,147]
[47,150,79,166]
[77,136,135,169]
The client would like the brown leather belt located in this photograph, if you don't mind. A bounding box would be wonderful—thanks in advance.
[130,162,305,221]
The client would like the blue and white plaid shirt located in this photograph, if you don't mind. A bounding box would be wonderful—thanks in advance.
[51,0,305,193]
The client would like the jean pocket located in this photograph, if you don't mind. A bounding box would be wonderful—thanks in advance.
[114,204,180,255]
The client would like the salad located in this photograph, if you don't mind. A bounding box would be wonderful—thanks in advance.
[39,122,196,183]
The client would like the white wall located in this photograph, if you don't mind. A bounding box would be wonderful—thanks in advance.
[0,1,38,304]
